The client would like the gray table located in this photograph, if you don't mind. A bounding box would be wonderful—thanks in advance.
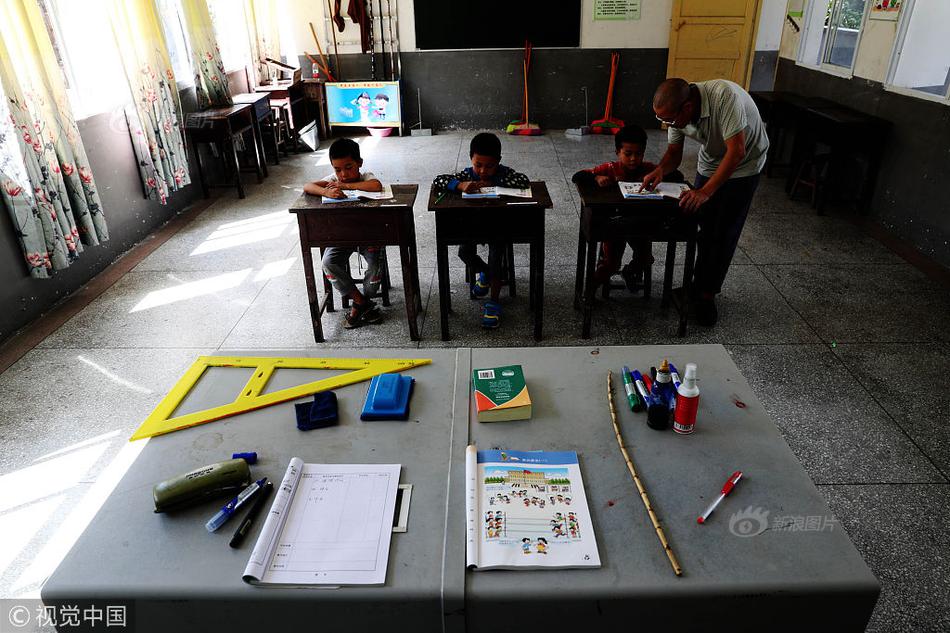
[43,346,878,633]
[448,345,879,632]
[42,349,461,633]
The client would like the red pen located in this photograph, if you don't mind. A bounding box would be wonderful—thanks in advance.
[697,471,743,524]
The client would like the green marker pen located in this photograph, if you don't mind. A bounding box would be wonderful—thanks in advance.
[622,366,643,412]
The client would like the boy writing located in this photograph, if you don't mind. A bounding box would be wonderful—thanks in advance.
[432,133,529,329]
[571,125,666,294]
[303,138,384,328]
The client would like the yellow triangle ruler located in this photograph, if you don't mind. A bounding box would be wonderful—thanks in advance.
[131,356,432,441]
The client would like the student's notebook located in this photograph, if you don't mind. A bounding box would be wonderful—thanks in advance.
[465,447,601,570]
[462,186,532,199]
[321,184,394,203]
[243,458,400,586]
[618,181,689,200]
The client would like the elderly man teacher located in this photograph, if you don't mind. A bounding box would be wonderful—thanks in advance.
[641,78,768,326]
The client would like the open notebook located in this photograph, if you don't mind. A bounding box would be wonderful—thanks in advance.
[243,458,400,586]
[461,186,532,199]
[465,447,601,570]
[321,184,394,203]
[618,181,690,200]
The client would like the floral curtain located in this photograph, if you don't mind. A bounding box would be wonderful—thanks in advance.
[107,0,190,205]
[0,0,108,279]
[245,0,281,86]
[181,0,232,109]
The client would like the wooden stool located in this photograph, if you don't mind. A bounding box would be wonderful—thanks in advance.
[319,247,392,313]
[790,152,831,211]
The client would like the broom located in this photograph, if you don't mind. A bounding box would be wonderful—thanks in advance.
[506,40,542,136]
[591,52,623,135]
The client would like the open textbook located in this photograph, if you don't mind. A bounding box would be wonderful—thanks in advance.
[465,447,601,570]
[618,181,690,200]
[462,186,532,199]
[321,184,394,203]
[243,458,400,586]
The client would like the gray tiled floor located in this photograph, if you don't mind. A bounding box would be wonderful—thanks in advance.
[1,130,948,632]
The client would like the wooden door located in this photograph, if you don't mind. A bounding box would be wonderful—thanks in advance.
[667,0,762,87]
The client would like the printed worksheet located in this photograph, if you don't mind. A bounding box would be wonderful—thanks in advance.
[243,459,400,586]
[465,446,601,570]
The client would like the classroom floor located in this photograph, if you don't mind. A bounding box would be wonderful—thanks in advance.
[0,130,947,632]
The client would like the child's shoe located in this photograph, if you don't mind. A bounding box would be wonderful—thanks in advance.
[481,301,501,329]
[343,300,381,329]
[470,272,490,299]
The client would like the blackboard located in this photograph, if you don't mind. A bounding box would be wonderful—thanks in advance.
[413,1,581,50]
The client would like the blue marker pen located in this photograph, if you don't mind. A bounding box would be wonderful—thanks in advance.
[669,363,683,391]
[631,370,655,406]
[206,477,267,532]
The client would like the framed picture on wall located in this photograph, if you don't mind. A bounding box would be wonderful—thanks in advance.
[870,0,902,21]
[326,81,402,129]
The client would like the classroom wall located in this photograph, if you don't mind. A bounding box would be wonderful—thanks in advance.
[775,3,950,270]
[750,0,786,91]
[292,0,786,129]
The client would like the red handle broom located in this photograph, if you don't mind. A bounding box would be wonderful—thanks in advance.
[591,52,624,135]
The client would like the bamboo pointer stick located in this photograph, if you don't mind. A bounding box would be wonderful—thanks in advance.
[607,371,683,576]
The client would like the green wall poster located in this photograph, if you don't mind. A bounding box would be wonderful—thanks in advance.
[594,0,641,21]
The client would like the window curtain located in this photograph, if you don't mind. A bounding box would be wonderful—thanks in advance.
[180,0,232,109]
[0,0,108,279]
[245,0,281,86]
[107,0,190,205]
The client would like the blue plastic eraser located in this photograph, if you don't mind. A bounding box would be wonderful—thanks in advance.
[360,374,414,421]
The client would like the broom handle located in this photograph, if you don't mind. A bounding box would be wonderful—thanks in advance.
[308,22,336,81]
[604,52,619,118]
[522,40,532,122]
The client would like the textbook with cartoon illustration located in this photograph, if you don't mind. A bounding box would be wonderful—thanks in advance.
[618,181,689,200]
[465,447,601,570]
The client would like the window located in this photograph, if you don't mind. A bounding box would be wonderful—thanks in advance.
[885,0,950,103]
[208,0,252,73]
[798,0,869,76]
[40,0,130,120]
[156,0,194,86]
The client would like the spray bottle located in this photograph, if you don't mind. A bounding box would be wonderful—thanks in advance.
[673,363,700,435]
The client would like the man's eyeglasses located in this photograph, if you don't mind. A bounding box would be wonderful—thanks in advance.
[655,103,685,126]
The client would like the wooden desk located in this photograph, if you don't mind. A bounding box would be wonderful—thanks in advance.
[789,104,889,213]
[255,79,304,142]
[427,183,553,341]
[185,103,262,199]
[751,91,889,213]
[574,182,698,338]
[290,185,422,342]
[301,79,329,140]
[231,92,272,174]
[751,91,837,177]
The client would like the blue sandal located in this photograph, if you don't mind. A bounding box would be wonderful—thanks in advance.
[481,301,501,329]
[470,272,490,300]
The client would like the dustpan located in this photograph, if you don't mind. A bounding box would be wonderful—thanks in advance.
[506,40,542,136]
[591,52,623,135]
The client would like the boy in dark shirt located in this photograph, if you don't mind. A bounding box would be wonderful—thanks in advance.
[572,125,658,293]
[433,133,529,329]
